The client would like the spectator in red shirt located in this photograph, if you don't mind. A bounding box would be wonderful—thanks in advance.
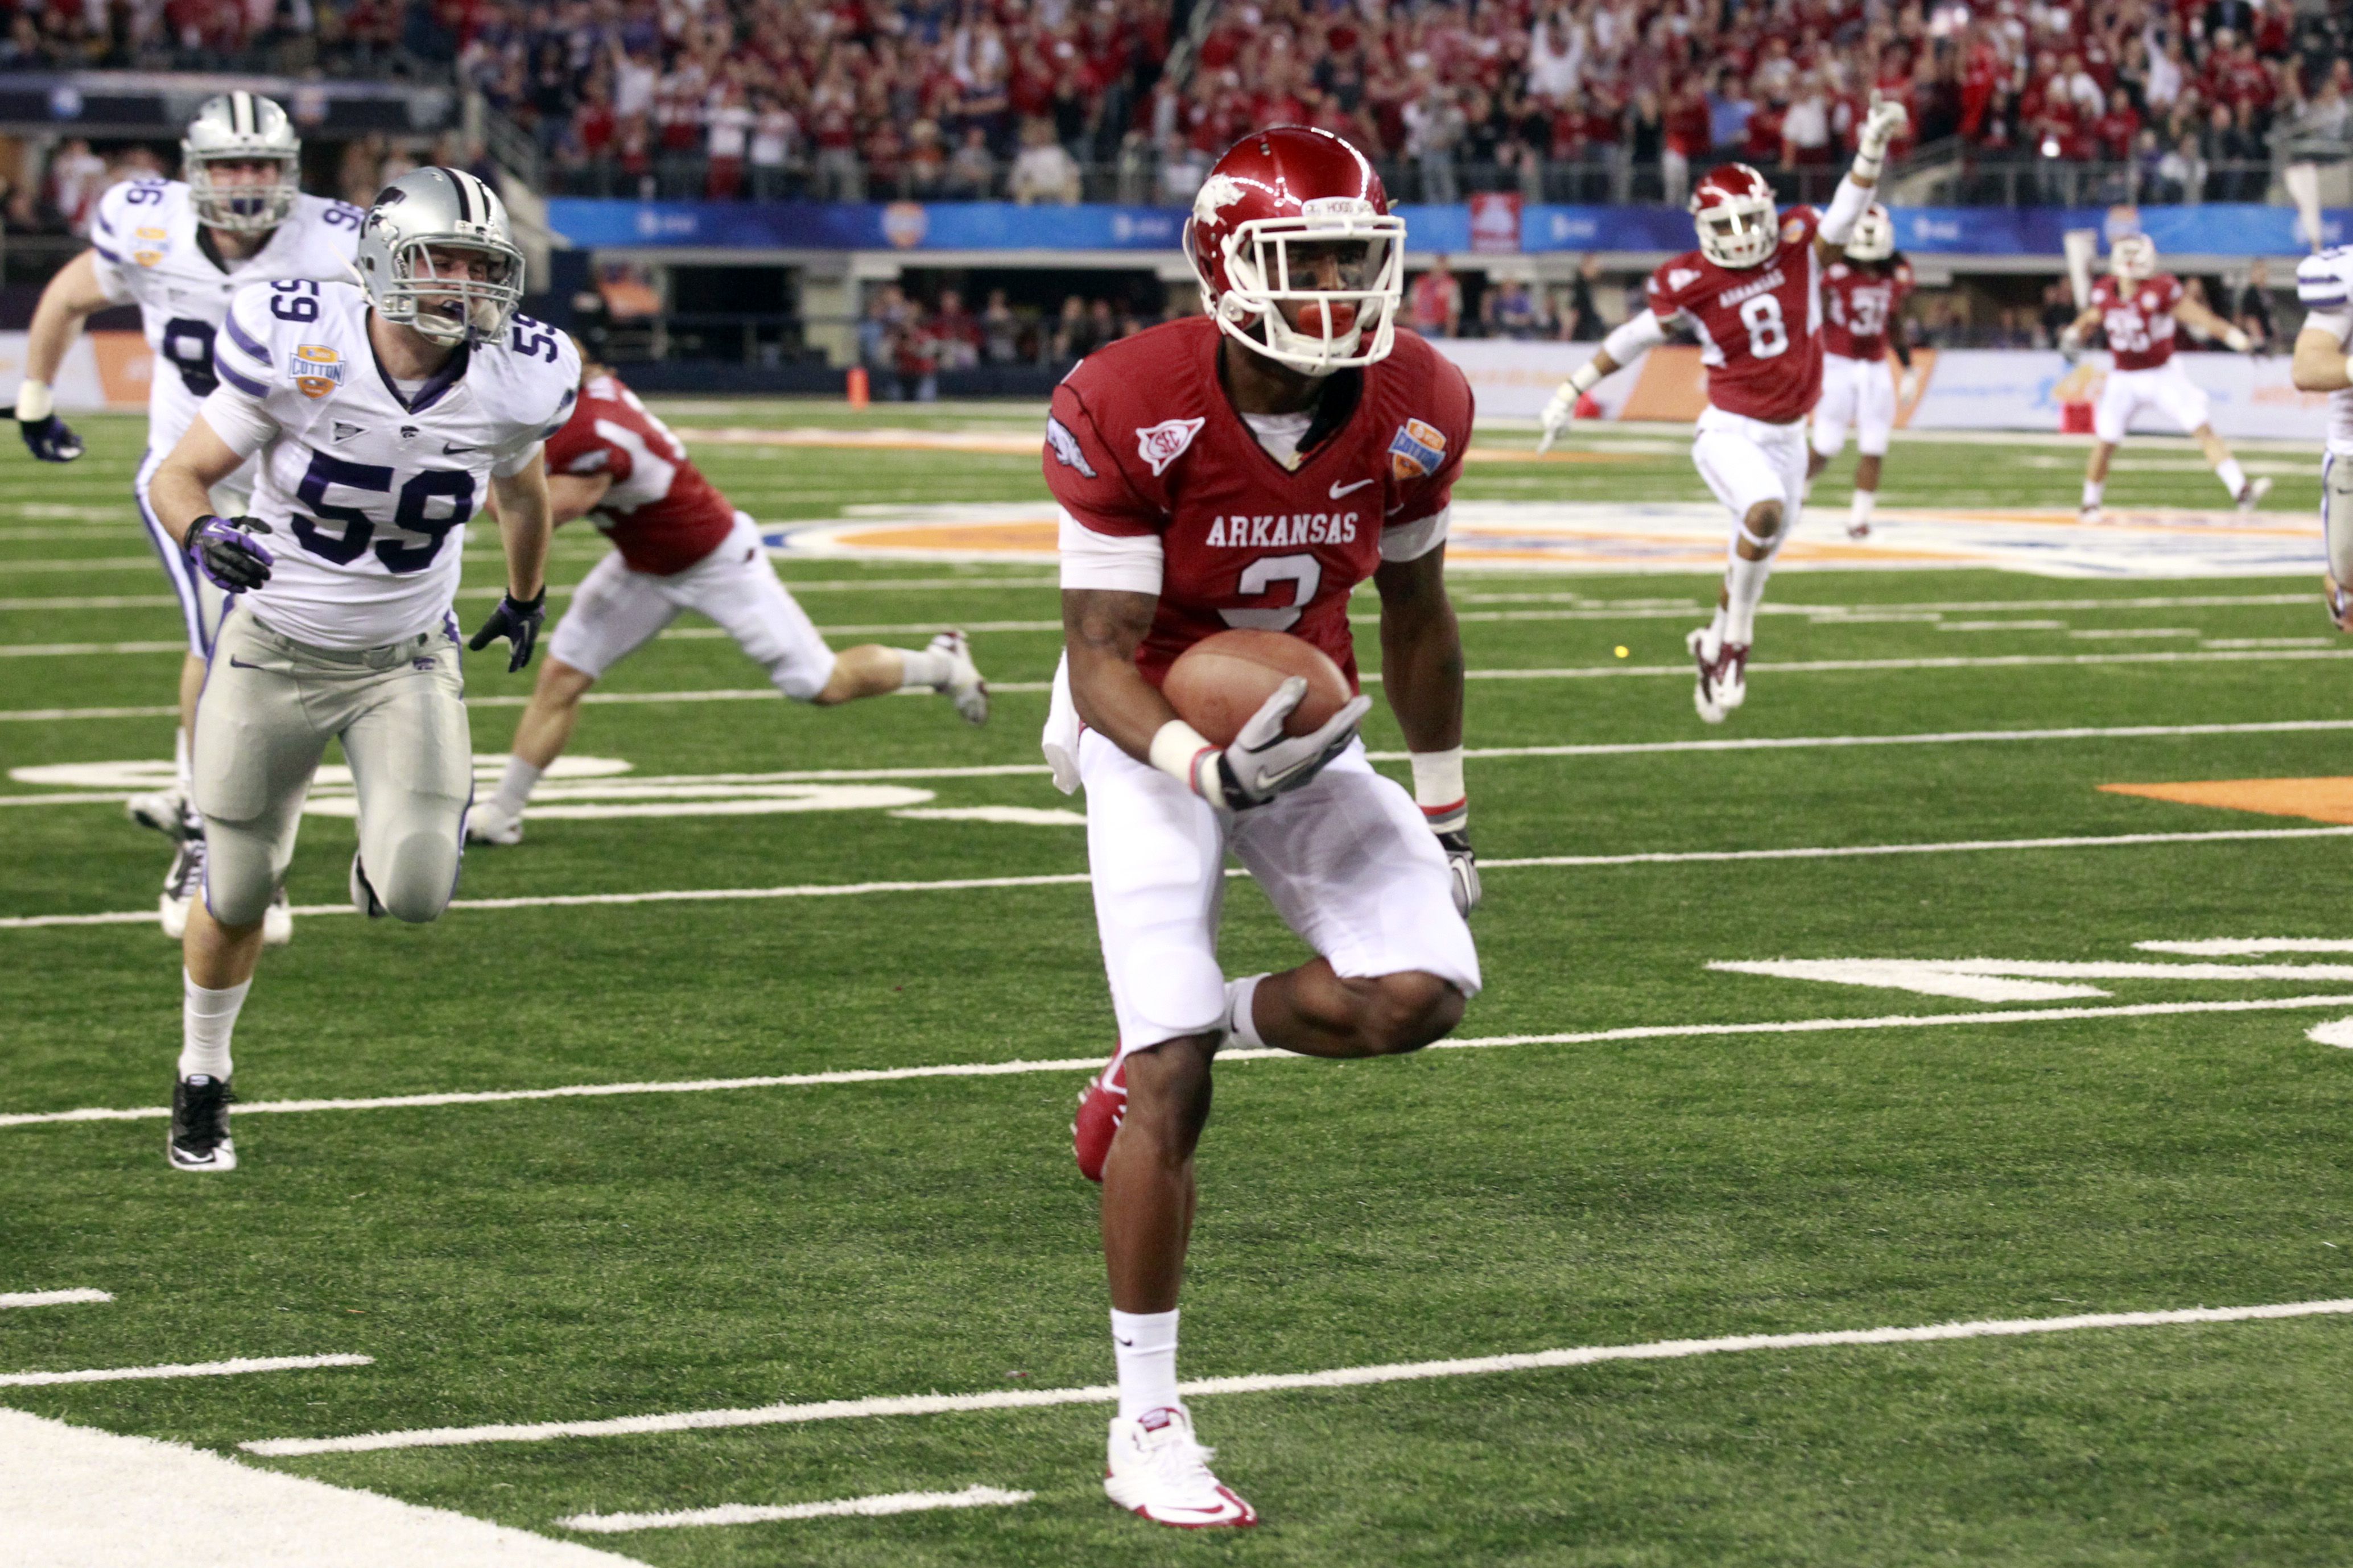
[2094,88,2140,160]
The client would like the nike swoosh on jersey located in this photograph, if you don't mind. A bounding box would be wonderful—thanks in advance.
[1329,477,1376,498]
[443,443,477,455]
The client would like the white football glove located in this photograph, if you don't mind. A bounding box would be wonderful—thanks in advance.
[2222,325,2252,353]
[1536,382,1580,455]
[1897,365,1921,405]
[1858,93,1908,160]
[2058,327,2085,366]
[1205,678,1372,810]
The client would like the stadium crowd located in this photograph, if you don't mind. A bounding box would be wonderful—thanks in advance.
[6,0,2346,208]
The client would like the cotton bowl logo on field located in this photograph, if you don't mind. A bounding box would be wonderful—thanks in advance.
[292,344,344,399]
[1388,417,1446,480]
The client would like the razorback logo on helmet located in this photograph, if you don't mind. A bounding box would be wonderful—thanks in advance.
[1193,174,1248,219]
[1388,417,1446,480]
[1046,415,1097,478]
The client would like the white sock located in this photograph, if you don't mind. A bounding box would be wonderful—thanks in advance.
[2215,457,2247,499]
[1722,555,1772,646]
[2082,478,2104,509]
[1112,1307,1181,1421]
[174,725,192,792]
[491,757,542,819]
[180,971,249,1080]
[1699,606,1727,662]
[1224,974,1266,1049]
[1849,489,1876,530]
[895,646,952,690]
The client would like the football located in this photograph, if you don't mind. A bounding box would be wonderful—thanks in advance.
[1163,629,1353,748]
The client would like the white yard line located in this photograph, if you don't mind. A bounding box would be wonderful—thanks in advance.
[0,1353,371,1388]
[1,1408,650,1568]
[7,823,2352,931]
[556,1485,1034,1534]
[0,1288,111,1309]
[10,645,2353,723]
[11,993,2350,1134]
[241,1296,2353,1458]
[2142,938,2353,955]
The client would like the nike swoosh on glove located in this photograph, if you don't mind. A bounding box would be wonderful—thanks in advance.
[12,410,84,463]
[1212,677,1373,810]
[186,515,275,592]
[468,589,547,672]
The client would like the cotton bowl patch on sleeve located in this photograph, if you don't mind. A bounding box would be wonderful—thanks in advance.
[1389,418,1446,480]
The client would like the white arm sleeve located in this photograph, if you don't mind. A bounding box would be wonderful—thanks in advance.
[1380,504,1452,562]
[1819,174,1872,246]
[2304,308,2353,348]
[1058,507,1164,595]
[1600,311,1669,364]
[194,387,278,459]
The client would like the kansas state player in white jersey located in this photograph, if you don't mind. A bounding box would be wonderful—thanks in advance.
[2292,247,2353,629]
[10,92,360,944]
[143,167,573,1171]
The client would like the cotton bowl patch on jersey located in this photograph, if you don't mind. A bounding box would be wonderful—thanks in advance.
[1389,417,1446,480]
[292,345,344,399]
[133,226,168,266]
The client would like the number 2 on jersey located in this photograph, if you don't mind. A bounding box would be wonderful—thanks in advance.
[1219,553,1322,632]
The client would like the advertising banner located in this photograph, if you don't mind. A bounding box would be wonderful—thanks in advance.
[0,330,148,412]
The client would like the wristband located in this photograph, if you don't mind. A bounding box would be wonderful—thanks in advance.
[14,379,53,422]
[1566,360,1604,397]
[1410,746,1467,832]
[2223,327,2251,353]
[1150,718,1225,808]
[1850,150,1883,183]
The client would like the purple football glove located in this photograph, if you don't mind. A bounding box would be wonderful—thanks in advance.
[187,514,275,592]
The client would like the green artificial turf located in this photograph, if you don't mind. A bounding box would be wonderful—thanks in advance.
[3,406,2351,1566]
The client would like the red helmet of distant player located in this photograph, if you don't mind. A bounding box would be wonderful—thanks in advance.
[1690,163,1780,269]
[1184,125,1406,376]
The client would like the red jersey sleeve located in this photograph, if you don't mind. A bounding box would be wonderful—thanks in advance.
[542,391,633,485]
[2152,275,2183,312]
[1645,261,1696,326]
[1379,336,1473,533]
[1044,375,1166,538]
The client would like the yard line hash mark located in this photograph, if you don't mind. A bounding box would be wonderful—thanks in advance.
[556,1484,1035,1533]
[242,1298,2353,1456]
[0,1353,371,1388]
[9,994,2349,1132]
[0,1289,112,1309]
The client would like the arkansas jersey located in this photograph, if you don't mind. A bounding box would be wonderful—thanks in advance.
[1822,256,1913,362]
[1045,315,1469,688]
[543,371,735,575]
[1646,206,1824,423]
[2090,273,2183,371]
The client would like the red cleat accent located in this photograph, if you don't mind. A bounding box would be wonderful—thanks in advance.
[1073,1051,1127,1183]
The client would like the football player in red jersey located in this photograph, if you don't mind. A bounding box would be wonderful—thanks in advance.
[1537,95,1909,723]
[1041,125,1481,1528]
[467,360,989,844]
[2057,235,2267,523]
[1807,203,1917,539]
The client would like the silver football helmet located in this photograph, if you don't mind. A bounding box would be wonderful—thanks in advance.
[1844,202,1896,263]
[182,92,302,233]
[354,167,525,347]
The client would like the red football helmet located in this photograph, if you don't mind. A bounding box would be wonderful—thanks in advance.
[1690,163,1780,270]
[1184,125,1406,376]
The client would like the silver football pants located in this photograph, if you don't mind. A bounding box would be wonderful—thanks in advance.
[193,605,472,926]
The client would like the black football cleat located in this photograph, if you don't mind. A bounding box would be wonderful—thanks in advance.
[168,1074,237,1171]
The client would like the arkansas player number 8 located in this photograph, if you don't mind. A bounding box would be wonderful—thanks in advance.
[1740,294,1788,359]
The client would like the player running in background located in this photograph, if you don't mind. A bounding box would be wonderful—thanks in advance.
[2059,235,2268,522]
[1042,125,1481,1529]
[1806,203,1918,540]
[142,168,571,1171]
[8,93,361,946]
[2290,245,2353,628]
[467,361,989,846]
[1537,96,1908,723]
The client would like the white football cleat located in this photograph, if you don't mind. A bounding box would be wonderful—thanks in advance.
[2237,474,2273,512]
[126,786,193,841]
[2078,504,2104,525]
[2327,574,2353,634]
[262,887,294,947]
[466,803,523,846]
[159,835,207,939]
[930,629,989,725]
[1687,627,1749,725]
[1104,1405,1257,1529]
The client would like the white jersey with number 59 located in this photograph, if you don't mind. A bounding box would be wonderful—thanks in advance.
[2298,247,2353,454]
[86,179,363,459]
[196,279,579,649]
